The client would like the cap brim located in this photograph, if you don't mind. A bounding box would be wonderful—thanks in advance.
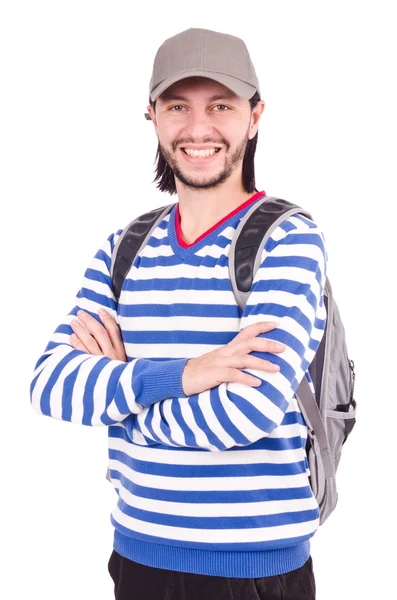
[150,70,258,101]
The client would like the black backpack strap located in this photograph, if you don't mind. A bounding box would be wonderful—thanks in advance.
[229,196,313,308]
[111,203,176,303]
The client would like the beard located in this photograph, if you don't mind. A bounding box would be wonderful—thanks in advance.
[159,128,250,191]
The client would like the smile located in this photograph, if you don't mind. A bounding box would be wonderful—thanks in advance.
[179,147,222,164]
[182,148,221,157]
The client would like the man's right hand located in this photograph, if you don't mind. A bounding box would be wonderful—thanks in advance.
[181,321,286,397]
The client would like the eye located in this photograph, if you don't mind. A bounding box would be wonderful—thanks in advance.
[213,104,230,111]
[170,105,184,111]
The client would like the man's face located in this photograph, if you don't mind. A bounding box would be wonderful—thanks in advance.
[147,77,264,191]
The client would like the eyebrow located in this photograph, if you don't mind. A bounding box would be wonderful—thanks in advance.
[159,91,239,103]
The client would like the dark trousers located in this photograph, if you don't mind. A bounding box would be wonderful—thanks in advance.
[108,550,316,600]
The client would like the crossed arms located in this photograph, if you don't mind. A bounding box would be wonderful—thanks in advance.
[30,215,327,450]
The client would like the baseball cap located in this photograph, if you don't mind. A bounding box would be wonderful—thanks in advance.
[148,28,260,104]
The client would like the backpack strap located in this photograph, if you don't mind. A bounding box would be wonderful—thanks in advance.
[228,196,313,308]
[295,376,335,480]
[110,202,176,302]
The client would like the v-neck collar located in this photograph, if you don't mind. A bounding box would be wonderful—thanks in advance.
[167,190,266,260]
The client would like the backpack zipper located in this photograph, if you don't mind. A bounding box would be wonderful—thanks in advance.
[348,358,355,401]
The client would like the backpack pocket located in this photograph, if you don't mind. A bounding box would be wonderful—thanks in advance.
[325,398,356,470]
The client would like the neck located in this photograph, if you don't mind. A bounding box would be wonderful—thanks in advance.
[174,172,256,245]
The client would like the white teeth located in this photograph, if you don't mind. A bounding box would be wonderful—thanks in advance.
[183,148,219,157]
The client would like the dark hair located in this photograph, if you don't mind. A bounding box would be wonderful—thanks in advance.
[148,91,261,195]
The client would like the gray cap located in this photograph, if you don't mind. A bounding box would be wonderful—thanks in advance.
[149,28,260,102]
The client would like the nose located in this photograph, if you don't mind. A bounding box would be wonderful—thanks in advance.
[183,107,215,139]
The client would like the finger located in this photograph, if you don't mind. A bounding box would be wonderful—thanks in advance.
[219,354,280,373]
[70,319,102,355]
[98,309,125,352]
[249,338,286,353]
[76,310,114,355]
[235,321,279,340]
[223,367,262,387]
[225,337,285,358]
[245,356,280,372]
[70,333,89,353]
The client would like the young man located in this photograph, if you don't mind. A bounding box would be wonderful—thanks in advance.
[30,28,325,599]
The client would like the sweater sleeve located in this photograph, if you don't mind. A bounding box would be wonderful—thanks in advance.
[29,231,188,426]
[125,214,328,450]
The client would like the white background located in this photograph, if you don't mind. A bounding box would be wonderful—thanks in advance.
[1,1,396,598]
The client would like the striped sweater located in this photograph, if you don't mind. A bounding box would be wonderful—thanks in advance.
[30,190,328,578]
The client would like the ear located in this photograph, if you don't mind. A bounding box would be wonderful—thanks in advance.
[147,105,159,133]
[248,100,265,140]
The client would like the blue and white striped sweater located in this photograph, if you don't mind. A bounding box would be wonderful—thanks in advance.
[30,192,327,578]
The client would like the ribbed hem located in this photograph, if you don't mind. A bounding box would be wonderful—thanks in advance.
[133,358,189,408]
[113,530,310,578]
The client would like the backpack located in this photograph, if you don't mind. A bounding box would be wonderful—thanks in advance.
[106,195,357,525]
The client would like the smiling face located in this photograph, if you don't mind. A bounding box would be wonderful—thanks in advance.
[147,77,264,191]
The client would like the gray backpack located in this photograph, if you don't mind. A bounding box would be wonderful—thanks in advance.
[107,195,357,525]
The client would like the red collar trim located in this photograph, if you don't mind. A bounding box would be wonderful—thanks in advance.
[175,190,266,248]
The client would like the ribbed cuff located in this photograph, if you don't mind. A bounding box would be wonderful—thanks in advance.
[131,357,189,408]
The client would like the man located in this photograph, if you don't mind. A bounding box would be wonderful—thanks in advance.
[30,28,325,599]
